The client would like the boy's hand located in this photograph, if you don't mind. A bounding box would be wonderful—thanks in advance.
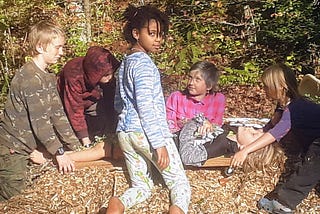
[30,149,47,164]
[81,137,92,147]
[156,146,170,171]
[56,154,75,174]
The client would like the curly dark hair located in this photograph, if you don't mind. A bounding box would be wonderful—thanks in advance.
[122,4,169,44]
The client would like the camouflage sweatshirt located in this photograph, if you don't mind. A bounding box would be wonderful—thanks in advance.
[0,60,81,155]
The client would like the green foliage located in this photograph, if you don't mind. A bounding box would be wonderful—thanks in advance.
[0,0,67,92]
[220,61,261,86]
[305,94,320,104]
[0,0,126,81]
[257,0,320,70]
[1,0,319,98]
[158,1,245,75]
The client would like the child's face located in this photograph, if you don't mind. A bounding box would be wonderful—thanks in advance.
[99,73,113,84]
[187,70,210,99]
[263,84,278,100]
[41,36,65,65]
[134,19,164,53]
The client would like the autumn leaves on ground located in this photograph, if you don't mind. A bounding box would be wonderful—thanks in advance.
[0,85,319,213]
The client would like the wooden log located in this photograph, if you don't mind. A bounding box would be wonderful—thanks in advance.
[201,156,231,167]
[75,158,125,169]
[74,156,231,170]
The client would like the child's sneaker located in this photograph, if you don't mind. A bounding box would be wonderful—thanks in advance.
[258,197,293,214]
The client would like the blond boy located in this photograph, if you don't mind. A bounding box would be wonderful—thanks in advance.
[0,20,81,201]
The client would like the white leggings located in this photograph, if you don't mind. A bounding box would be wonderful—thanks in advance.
[117,131,191,213]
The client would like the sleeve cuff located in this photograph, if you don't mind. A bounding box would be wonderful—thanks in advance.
[75,129,89,140]
[46,141,63,155]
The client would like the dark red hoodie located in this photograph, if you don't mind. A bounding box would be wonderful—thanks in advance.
[57,46,120,139]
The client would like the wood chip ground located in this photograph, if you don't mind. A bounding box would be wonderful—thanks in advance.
[1,85,319,213]
[0,158,319,213]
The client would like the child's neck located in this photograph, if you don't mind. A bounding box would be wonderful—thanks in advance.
[190,93,206,102]
[130,43,147,53]
[279,97,291,108]
[32,55,48,72]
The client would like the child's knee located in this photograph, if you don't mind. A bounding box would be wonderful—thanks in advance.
[0,150,28,200]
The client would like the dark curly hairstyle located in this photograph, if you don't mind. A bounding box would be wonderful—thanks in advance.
[122,4,169,44]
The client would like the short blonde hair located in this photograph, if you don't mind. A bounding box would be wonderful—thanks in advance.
[28,20,65,56]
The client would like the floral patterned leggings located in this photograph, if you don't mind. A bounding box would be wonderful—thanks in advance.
[117,131,191,213]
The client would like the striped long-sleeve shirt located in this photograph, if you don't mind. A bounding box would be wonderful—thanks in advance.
[114,52,172,149]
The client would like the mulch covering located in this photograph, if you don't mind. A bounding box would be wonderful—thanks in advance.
[1,85,319,213]
[0,160,319,213]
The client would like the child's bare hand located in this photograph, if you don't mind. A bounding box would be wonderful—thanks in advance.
[30,149,47,164]
[197,120,213,136]
[56,154,75,174]
[230,149,249,168]
[156,146,170,171]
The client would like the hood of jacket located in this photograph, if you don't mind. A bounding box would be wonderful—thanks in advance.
[83,46,120,88]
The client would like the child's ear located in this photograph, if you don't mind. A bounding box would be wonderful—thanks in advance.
[36,45,44,54]
[36,44,44,54]
[132,29,139,40]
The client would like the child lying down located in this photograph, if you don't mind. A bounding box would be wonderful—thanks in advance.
[177,114,282,171]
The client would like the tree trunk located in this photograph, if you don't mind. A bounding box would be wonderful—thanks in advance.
[83,0,91,42]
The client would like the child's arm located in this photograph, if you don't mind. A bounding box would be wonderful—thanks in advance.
[21,78,68,155]
[50,89,82,149]
[59,77,91,145]
[231,132,276,167]
[134,60,167,149]
[231,108,291,167]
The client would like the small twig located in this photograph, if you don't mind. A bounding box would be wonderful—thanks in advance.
[112,174,117,196]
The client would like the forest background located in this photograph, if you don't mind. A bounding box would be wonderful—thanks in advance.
[0,1,320,213]
[0,0,320,117]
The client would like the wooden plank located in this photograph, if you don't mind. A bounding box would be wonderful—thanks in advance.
[201,156,231,167]
[74,156,231,169]
[75,158,125,169]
